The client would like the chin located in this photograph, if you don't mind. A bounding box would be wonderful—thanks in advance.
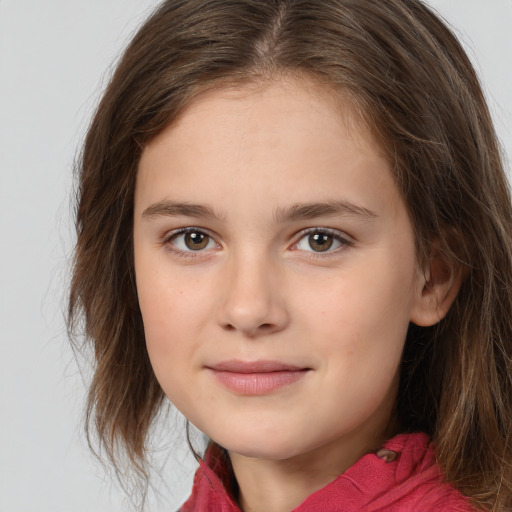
[211,427,308,461]
[190,408,326,461]
[225,441,299,461]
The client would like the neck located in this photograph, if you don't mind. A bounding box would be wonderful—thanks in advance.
[229,422,396,512]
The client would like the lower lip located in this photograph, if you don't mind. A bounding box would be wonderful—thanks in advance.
[209,369,309,395]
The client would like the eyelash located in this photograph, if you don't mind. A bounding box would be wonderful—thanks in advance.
[163,227,218,259]
[292,227,353,259]
[162,227,353,259]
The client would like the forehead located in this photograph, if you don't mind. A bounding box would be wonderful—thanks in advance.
[141,75,384,167]
[135,75,399,221]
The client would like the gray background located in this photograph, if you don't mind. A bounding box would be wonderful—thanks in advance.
[1,1,511,511]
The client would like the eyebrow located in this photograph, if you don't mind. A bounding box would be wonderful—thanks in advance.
[273,200,378,223]
[141,201,225,221]
[141,199,377,223]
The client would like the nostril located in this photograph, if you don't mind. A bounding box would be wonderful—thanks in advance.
[221,321,276,335]
[216,295,290,336]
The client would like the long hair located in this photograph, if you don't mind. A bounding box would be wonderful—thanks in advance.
[68,0,512,509]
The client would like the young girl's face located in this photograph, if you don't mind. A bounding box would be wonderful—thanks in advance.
[133,76,428,464]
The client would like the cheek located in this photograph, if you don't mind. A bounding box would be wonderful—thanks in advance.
[135,257,218,388]
[136,263,190,364]
[293,257,416,367]
[137,283,197,413]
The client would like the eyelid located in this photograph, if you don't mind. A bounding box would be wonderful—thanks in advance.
[163,226,220,256]
[291,227,354,254]
[162,226,208,242]
[161,226,353,259]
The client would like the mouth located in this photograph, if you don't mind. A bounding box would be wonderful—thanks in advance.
[205,360,311,395]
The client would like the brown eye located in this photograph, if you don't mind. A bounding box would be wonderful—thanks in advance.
[168,229,216,252]
[184,231,210,250]
[295,229,348,254]
[308,232,334,252]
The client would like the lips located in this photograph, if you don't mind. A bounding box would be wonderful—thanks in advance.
[206,360,310,395]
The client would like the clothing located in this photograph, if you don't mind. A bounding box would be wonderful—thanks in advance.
[179,432,475,511]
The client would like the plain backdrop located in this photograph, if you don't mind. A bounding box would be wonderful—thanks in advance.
[0,1,511,511]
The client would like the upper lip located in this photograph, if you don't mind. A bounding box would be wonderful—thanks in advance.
[207,360,308,373]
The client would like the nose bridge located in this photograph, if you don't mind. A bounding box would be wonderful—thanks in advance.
[217,245,288,336]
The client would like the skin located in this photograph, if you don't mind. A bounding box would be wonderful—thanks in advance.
[133,76,455,512]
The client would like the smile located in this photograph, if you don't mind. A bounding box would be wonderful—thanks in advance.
[206,360,311,395]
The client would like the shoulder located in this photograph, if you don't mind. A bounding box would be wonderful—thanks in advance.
[366,433,477,512]
[374,478,477,511]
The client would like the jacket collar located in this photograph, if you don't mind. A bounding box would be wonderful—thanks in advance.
[180,433,465,511]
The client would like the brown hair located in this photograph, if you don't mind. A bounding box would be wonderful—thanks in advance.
[68,0,512,509]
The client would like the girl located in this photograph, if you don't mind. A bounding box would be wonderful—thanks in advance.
[68,0,512,510]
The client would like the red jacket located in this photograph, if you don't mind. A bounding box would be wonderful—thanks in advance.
[180,433,476,511]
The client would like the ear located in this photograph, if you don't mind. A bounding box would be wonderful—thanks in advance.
[410,244,464,327]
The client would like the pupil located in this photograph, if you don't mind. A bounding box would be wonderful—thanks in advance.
[185,232,208,250]
[309,233,333,252]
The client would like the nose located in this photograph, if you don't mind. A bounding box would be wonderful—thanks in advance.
[216,252,290,338]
